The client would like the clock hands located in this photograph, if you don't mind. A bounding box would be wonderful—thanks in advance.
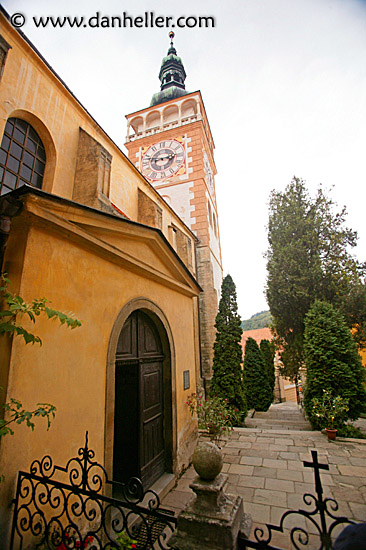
[142,142,185,180]
[156,152,175,162]
[152,151,176,169]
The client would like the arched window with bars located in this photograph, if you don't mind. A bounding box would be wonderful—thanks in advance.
[0,117,46,195]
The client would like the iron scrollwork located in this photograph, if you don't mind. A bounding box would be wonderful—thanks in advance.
[239,450,356,550]
[10,432,177,550]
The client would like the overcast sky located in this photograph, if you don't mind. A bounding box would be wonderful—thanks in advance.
[3,0,366,319]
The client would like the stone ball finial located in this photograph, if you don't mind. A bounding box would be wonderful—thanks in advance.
[192,442,223,480]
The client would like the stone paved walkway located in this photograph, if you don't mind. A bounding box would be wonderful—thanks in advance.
[162,403,366,549]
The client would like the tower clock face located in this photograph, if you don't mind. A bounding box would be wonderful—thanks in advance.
[141,140,185,181]
[203,151,214,192]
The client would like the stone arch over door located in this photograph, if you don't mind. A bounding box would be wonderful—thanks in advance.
[105,298,176,489]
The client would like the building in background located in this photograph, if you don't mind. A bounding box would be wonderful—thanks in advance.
[241,328,299,403]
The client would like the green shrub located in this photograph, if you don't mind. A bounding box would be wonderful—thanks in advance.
[260,339,275,397]
[310,390,349,430]
[336,424,366,439]
[304,300,366,427]
[243,337,272,411]
[210,275,247,421]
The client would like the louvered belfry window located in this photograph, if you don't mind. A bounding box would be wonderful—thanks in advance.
[0,117,46,195]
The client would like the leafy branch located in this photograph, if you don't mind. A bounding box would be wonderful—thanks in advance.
[0,276,82,483]
[0,392,56,481]
[0,274,82,345]
[0,397,56,438]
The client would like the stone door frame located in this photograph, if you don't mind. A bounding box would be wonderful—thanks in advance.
[105,297,177,484]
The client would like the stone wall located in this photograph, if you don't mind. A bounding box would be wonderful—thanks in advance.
[196,244,219,387]
[138,188,163,229]
[73,128,115,215]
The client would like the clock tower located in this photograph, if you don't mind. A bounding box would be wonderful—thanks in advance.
[125,32,223,388]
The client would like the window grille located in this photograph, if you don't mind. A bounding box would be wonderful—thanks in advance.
[0,117,46,195]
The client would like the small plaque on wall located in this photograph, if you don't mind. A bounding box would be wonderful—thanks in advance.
[183,370,190,390]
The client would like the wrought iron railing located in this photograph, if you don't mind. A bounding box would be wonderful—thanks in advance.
[10,436,359,550]
[10,432,177,550]
[238,450,356,550]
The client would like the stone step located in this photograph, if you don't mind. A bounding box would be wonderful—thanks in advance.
[254,420,307,425]
[254,412,304,420]
[245,419,311,430]
[247,418,309,425]
[252,419,308,424]
[247,416,309,424]
[245,423,311,431]
[245,402,312,431]
[248,417,309,426]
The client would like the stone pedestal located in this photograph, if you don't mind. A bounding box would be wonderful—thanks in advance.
[168,473,251,550]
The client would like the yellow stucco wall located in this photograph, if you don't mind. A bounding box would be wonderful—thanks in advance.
[358,347,366,369]
[0,198,199,537]
[283,382,297,403]
[0,14,195,266]
[3,222,197,465]
[0,14,203,543]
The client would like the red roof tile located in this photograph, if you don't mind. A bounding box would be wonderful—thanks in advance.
[241,327,273,350]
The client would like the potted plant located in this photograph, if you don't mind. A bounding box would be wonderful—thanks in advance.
[37,531,95,550]
[186,392,241,446]
[311,390,349,440]
[116,530,137,549]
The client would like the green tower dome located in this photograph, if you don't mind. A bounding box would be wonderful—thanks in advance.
[150,32,189,107]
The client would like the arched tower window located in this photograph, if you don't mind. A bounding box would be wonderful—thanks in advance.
[207,201,213,226]
[0,117,46,195]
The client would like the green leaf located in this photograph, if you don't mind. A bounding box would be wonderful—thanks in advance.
[0,311,14,317]
[0,322,18,334]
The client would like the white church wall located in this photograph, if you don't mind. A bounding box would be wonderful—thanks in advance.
[156,181,195,229]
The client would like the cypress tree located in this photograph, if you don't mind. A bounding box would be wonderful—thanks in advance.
[210,274,247,421]
[243,337,273,411]
[260,339,275,398]
[303,300,366,428]
[265,177,364,385]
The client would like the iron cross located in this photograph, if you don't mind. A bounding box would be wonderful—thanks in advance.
[303,450,329,497]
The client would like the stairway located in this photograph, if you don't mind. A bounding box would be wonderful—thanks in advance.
[245,401,312,431]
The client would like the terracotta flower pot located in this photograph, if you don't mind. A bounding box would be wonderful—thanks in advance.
[325,428,337,440]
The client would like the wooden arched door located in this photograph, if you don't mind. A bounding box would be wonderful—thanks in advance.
[113,310,165,489]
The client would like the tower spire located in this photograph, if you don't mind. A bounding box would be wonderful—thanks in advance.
[150,32,189,106]
[168,30,176,54]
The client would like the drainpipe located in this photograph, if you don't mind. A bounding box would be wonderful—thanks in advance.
[193,238,204,389]
[0,195,23,271]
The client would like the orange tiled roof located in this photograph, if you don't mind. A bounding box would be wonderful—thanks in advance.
[241,327,273,350]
